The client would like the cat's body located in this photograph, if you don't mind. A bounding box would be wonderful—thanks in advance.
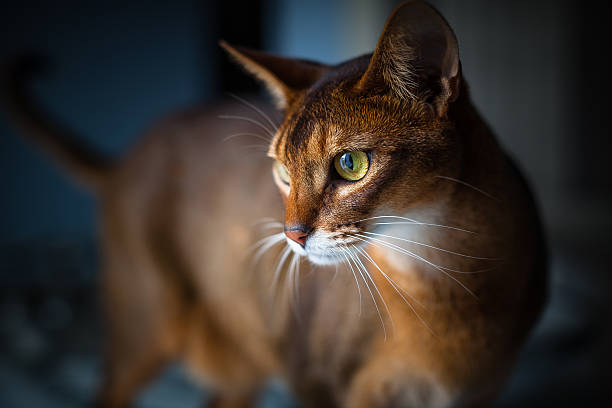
[2,1,546,407]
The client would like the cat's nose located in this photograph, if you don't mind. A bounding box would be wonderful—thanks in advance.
[284,225,311,248]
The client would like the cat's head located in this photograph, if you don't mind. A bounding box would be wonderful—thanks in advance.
[223,0,463,265]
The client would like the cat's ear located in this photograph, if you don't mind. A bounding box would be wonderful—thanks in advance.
[220,41,329,110]
[355,0,460,116]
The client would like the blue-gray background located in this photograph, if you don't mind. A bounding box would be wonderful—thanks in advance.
[1,0,610,407]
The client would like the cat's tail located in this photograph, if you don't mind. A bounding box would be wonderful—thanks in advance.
[0,56,113,191]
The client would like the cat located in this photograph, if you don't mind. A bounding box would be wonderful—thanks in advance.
[1,1,547,407]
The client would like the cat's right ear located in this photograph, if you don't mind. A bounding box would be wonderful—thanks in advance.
[354,0,461,117]
[220,41,329,110]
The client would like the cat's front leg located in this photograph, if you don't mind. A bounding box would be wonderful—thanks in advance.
[343,358,455,408]
[207,389,259,408]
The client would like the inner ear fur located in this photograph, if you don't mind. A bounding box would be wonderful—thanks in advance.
[220,40,329,110]
[355,0,460,116]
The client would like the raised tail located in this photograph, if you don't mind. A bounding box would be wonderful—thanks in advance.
[0,56,113,190]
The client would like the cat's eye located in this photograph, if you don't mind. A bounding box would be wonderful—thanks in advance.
[274,161,290,185]
[333,151,369,181]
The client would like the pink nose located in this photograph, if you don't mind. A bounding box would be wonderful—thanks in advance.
[284,227,310,247]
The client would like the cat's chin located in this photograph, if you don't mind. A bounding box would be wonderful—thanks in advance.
[305,253,341,266]
[286,238,342,266]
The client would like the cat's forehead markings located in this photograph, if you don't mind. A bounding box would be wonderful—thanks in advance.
[271,121,293,161]
[282,111,319,158]
[303,122,329,156]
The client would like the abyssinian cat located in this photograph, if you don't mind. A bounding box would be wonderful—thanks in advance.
[2,1,547,407]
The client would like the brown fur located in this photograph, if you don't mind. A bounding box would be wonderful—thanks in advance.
[1,1,546,407]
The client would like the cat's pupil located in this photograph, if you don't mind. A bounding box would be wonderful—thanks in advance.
[342,153,354,171]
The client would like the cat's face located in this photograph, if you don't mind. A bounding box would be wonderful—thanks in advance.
[223,0,462,265]
[269,73,459,265]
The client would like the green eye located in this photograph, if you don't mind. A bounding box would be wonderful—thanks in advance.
[275,161,290,185]
[334,151,369,181]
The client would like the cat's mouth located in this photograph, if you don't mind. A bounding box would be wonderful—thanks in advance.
[285,230,364,266]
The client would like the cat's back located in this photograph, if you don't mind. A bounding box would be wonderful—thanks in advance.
[97,99,286,311]
[100,99,282,221]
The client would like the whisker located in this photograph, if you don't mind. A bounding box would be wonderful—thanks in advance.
[218,115,275,139]
[251,217,279,226]
[354,233,478,300]
[332,258,340,283]
[436,175,498,201]
[345,247,388,340]
[355,234,494,274]
[287,253,305,325]
[271,246,292,291]
[361,231,500,260]
[351,245,394,337]
[222,132,272,144]
[248,233,286,265]
[341,249,363,317]
[371,222,476,234]
[351,239,426,309]
[258,222,284,231]
[249,231,285,251]
[292,254,301,309]
[352,215,476,234]
[354,244,435,336]
[228,93,279,135]
[250,218,284,233]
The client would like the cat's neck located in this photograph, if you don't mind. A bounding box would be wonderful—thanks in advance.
[371,83,511,300]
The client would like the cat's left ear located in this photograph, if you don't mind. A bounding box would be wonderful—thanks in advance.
[355,0,461,116]
[220,41,329,110]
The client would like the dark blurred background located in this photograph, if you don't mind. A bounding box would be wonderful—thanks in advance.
[1,0,611,407]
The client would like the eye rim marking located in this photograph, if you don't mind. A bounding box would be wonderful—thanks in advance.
[333,150,370,181]
[274,161,290,185]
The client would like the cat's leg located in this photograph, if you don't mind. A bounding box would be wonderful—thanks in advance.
[185,310,268,408]
[95,261,183,408]
[343,358,454,408]
[96,339,173,408]
[94,216,187,408]
[206,388,259,408]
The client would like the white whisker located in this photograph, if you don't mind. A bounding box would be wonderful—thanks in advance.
[341,249,363,316]
[351,245,394,337]
[228,93,279,135]
[354,244,435,336]
[218,115,275,139]
[351,240,425,309]
[291,253,301,309]
[249,232,285,265]
[258,222,284,231]
[351,215,476,234]
[287,253,304,324]
[248,232,285,250]
[361,231,500,260]
[357,234,493,275]
[345,247,388,340]
[271,245,292,291]
[332,259,340,283]
[371,222,476,234]
[436,175,498,201]
[354,233,478,300]
[222,132,272,144]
